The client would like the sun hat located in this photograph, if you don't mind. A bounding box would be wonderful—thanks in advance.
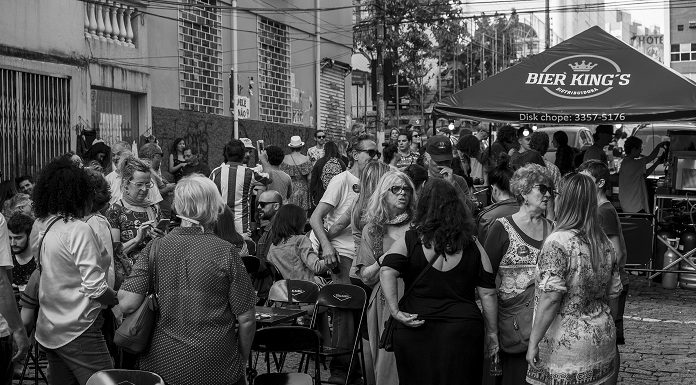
[240,138,254,149]
[288,136,305,148]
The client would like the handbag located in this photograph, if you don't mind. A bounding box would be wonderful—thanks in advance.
[379,250,440,352]
[114,239,160,354]
[497,283,535,354]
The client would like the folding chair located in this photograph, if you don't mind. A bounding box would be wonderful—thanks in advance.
[18,330,48,385]
[304,284,367,385]
[252,326,322,385]
[86,369,165,385]
[267,279,321,308]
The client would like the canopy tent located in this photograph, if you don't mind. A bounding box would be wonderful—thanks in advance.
[434,26,696,124]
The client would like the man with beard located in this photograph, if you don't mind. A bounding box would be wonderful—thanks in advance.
[15,176,34,196]
[7,213,35,297]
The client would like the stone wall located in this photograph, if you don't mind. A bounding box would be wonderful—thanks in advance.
[152,107,319,167]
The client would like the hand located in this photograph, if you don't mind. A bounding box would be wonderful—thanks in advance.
[439,166,454,183]
[526,343,540,370]
[393,310,424,328]
[486,332,499,355]
[11,327,30,362]
[322,244,337,266]
[149,227,165,239]
[259,150,268,163]
[135,222,153,243]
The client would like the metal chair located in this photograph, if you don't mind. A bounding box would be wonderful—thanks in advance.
[242,255,262,274]
[252,326,322,385]
[18,330,48,385]
[304,283,367,385]
[267,279,321,307]
[85,369,165,385]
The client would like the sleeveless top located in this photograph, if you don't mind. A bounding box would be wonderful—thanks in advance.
[496,216,546,301]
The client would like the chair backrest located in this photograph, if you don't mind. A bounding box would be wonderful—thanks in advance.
[86,369,165,385]
[315,283,366,311]
[266,261,284,282]
[268,279,320,305]
[253,325,321,353]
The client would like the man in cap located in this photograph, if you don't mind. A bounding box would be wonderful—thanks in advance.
[583,124,614,164]
[424,135,477,212]
[240,138,255,165]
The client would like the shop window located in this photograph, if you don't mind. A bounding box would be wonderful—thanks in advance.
[677,25,684,32]
[91,88,139,145]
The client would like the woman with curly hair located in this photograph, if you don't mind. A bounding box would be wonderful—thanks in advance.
[168,138,187,182]
[354,170,415,385]
[33,157,117,384]
[380,178,498,385]
[483,163,555,385]
[309,141,346,208]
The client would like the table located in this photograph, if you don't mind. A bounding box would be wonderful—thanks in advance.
[255,306,306,327]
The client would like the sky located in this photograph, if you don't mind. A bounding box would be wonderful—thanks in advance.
[626,6,665,30]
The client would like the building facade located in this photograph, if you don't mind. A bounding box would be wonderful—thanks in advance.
[0,0,352,178]
[666,1,696,81]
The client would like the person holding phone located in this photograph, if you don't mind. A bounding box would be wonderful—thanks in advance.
[106,155,164,265]
[423,135,477,213]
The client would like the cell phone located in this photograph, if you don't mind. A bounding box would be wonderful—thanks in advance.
[257,139,265,153]
[155,219,170,232]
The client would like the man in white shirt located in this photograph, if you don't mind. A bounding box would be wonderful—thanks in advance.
[0,214,30,381]
[307,130,327,165]
[309,133,379,383]
[619,137,668,213]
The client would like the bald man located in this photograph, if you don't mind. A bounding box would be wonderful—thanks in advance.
[255,190,283,259]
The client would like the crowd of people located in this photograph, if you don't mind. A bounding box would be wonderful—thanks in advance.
[0,123,631,385]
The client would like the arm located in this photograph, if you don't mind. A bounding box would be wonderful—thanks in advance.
[116,241,151,314]
[1,268,29,360]
[643,141,668,165]
[169,154,187,174]
[113,224,150,257]
[527,290,564,369]
[237,308,256,363]
[379,237,424,327]
[327,208,352,239]
[355,225,380,287]
[73,224,117,306]
[476,240,499,352]
[309,202,338,264]
[298,236,331,274]
[117,290,145,314]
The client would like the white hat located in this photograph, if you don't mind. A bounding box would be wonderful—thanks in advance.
[240,138,254,149]
[288,136,305,148]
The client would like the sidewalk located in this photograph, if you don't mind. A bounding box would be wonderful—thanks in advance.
[618,274,696,384]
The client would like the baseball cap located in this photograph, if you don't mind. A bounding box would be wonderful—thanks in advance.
[426,135,453,162]
[240,138,254,149]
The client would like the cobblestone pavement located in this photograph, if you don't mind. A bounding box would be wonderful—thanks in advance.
[617,274,696,384]
[12,273,696,384]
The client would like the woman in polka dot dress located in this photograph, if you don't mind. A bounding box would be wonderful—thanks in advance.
[118,175,257,385]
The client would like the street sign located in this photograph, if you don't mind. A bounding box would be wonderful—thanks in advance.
[236,96,250,119]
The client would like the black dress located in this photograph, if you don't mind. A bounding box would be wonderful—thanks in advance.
[382,230,495,385]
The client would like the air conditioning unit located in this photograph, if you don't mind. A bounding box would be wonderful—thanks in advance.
[689,20,696,29]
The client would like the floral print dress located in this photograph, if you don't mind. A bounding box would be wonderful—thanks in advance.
[526,230,622,385]
[280,160,313,211]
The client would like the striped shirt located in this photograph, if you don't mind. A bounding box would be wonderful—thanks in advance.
[210,162,271,237]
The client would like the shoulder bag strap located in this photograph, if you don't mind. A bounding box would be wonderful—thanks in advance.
[148,239,161,295]
[36,216,62,273]
[397,249,440,306]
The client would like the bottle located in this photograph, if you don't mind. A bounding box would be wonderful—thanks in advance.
[489,351,502,376]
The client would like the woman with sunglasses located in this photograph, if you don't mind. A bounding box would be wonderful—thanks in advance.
[106,155,164,266]
[483,163,555,385]
[526,173,621,385]
[354,170,415,385]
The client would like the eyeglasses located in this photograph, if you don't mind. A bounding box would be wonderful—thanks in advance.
[534,184,558,197]
[129,181,154,190]
[389,185,413,195]
[258,201,280,207]
[357,149,380,158]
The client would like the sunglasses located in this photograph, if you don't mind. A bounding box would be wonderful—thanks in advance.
[534,184,558,197]
[316,135,326,139]
[389,185,413,195]
[358,149,380,158]
[258,201,280,207]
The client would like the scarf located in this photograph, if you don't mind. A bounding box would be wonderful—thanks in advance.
[120,191,155,212]
[369,211,412,260]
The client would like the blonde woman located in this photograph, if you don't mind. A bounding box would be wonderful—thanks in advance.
[526,173,621,385]
[118,175,256,385]
[354,170,415,385]
[350,161,391,255]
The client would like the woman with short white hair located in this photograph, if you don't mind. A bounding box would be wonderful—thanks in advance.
[118,175,257,385]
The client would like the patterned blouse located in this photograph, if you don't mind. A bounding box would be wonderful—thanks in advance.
[526,230,621,385]
[121,227,256,385]
[484,216,552,301]
[105,201,161,261]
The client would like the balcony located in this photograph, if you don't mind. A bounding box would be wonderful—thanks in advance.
[84,0,138,47]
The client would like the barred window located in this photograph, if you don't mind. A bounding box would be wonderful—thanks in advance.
[178,0,223,114]
[258,17,291,124]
